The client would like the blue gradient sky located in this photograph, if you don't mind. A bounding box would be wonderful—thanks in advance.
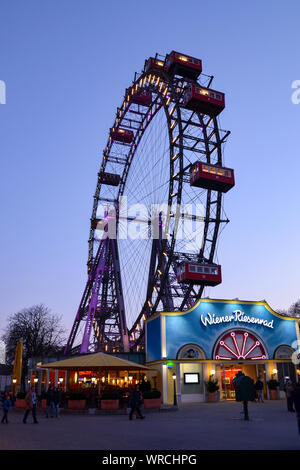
[0,0,299,335]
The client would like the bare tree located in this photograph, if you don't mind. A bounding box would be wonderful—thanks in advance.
[2,304,66,389]
[276,299,300,317]
[288,299,300,316]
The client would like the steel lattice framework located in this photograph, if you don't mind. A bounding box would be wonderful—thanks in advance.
[65,52,231,355]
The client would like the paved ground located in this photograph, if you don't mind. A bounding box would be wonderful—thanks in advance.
[1,400,299,450]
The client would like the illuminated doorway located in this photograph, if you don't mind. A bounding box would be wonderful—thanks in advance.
[220,365,242,400]
[217,363,262,400]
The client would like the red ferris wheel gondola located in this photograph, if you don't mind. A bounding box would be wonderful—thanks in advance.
[127,88,153,107]
[190,161,235,193]
[166,51,202,79]
[144,57,167,73]
[177,262,222,286]
[98,171,120,187]
[183,84,225,116]
[110,127,134,143]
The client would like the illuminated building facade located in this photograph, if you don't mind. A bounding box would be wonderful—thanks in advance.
[146,299,300,404]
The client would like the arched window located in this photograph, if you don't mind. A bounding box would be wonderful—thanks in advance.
[214,330,267,360]
[177,344,205,360]
[274,345,293,360]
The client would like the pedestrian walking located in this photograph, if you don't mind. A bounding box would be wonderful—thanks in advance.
[233,371,255,421]
[254,377,264,402]
[45,385,55,418]
[1,393,12,424]
[129,385,145,420]
[284,379,295,412]
[23,386,38,424]
[292,382,300,435]
[53,387,61,418]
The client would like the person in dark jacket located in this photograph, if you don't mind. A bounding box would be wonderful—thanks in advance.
[292,382,300,435]
[233,371,255,420]
[129,385,145,420]
[23,386,38,424]
[53,388,61,418]
[284,379,295,412]
[45,385,55,418]
[254,378,264,402]
[1,393,12,424]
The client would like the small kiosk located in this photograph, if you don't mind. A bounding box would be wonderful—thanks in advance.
[145,299,300,404]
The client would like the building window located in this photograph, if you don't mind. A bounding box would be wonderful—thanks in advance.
[177,344,205,360]
[274,345,293,360]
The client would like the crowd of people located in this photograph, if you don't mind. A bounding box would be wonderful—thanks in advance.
[1,376,300,434]
[44,385,62,418]
[233,372,300,434]
[0,378,150,424]
[254,376,300,418]
[0,386,64,424]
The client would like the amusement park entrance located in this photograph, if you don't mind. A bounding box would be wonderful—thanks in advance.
[216,363,266,401]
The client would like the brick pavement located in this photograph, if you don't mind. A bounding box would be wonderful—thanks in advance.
[0,400,299,450]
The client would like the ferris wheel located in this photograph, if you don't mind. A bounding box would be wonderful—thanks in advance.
[65,51,235,355]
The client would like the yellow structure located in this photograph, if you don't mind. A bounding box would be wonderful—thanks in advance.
[12,340,23,393]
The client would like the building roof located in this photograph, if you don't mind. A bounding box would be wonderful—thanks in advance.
[39,352,150,371]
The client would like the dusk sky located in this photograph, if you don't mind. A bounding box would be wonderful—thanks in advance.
[1,0,299,336]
